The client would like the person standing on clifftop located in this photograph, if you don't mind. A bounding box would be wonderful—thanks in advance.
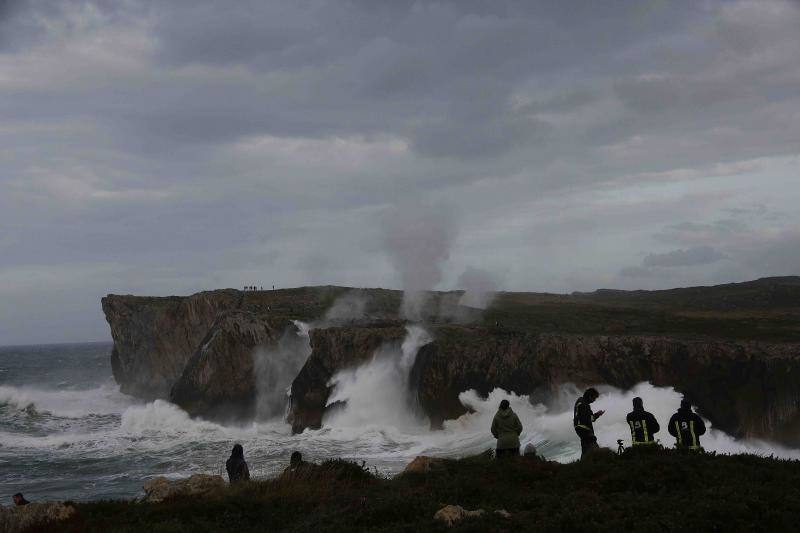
[574,388,604,458]
[668,399,706,451]
[226,443,251,483]
[627,397,660,447]
[491,399,523,457]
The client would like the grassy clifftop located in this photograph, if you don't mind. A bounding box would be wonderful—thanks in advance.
[56,450,800,532]
[106,276,800,342]
[236,277,800,340]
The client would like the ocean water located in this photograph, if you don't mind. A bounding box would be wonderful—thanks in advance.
[2,337,799,502]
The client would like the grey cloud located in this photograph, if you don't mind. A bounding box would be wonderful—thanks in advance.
[381,201,458,319]
[643,246,728,268]
[619,266,656,279]
[2,0,800,343]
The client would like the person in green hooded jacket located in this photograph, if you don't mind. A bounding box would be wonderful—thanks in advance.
[491,399,523,457]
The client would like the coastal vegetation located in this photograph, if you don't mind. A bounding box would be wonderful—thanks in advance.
[52,449,800,532]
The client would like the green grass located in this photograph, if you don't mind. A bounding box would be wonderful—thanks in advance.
[107,277,800,341]
[52,450,800,532]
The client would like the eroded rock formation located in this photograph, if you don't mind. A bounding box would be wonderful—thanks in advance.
[102,280,800,444]
[288,325,406,433]
[102,290,242,399]
[411,328,800,442]
[169,310,292,420]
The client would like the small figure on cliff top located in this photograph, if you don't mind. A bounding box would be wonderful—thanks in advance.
[12,492,29,506]
[627,397,660,447]
[491,399,523,458]
[226,443,251,483]
[668,399,706,451]
[574,388,604,458]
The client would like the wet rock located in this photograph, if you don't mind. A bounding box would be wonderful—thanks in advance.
[142,474,226,503]
[169,310,288,420]
[401,456,446,475]
[0,502,76,533]
[523,443,541,458]
[412,330,800,444]
[102,290,242,399]
[287,325,406,433]
[433,505,485,527]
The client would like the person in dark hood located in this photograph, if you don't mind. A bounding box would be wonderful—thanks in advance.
[668,399,706,450]
[626,397,660,447]
[12,493,29,506]
[574,388,605,458]
[491,399,523,457]
[225,443,250,483]
[281,451,316,478]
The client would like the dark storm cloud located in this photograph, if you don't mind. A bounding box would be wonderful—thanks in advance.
[1,0,800,343]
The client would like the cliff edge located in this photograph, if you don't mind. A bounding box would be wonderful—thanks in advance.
[102,279,800,444]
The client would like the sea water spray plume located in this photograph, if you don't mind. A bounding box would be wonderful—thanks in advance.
[253,321,312,420]
[381,202,458,320]
[433,383,800,462]
[323,291,369,323]
[324,325,432,430]
[456,266,499,309]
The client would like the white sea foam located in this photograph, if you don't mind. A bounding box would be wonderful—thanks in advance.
[4,339,800,504]
[324,325,431,431]
[254,321,311,420]
[0,383,133,418]
[119,399,227,435]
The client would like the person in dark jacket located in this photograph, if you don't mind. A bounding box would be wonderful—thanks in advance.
[491,399,523,457]
[12,493,29,506]
[225,443,251,483]
[574,388,605,458]
[668,399,706,450]
[626,397,660,446]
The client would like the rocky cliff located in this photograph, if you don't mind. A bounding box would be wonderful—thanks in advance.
[286,324,800,443]
[102,279,800,444]
[411,328,800,442]
[169,310,293,420]
[102,290,243,399]
[288,324,407,433]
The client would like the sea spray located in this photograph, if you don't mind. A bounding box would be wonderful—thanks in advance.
[0,383,134,418]
[438,383,800,462]
[323,325,432,430]
[253,321,312,421]
[323,292,369,322]
[380,202,458,320]
[5,344,800,501]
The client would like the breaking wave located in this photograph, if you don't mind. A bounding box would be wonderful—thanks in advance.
[0,383,133,418]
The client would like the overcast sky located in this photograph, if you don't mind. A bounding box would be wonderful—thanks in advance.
[1,0,799,344]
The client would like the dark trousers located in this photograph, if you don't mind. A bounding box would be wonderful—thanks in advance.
[496,447,520,458]
[577,429,598,458]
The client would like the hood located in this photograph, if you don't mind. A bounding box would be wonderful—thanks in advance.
[496,408,515,418]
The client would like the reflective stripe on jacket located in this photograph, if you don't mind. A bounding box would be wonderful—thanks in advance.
[668,409,706,449]
[574,398,595,435]
[626,409,660,445]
